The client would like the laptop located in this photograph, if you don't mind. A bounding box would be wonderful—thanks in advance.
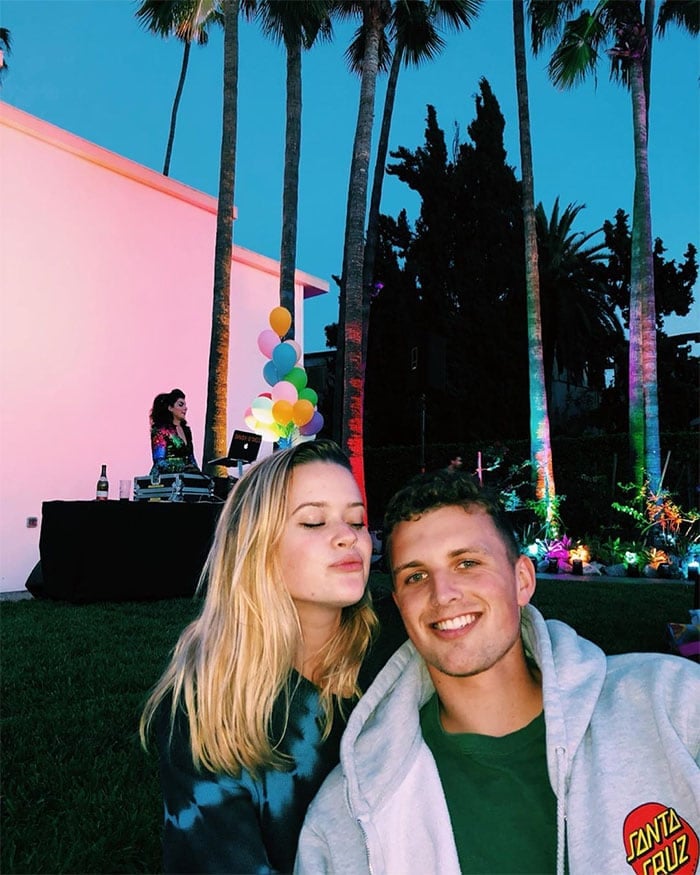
[208,430,262,467]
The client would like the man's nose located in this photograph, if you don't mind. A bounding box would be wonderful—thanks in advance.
[430,571,460,605]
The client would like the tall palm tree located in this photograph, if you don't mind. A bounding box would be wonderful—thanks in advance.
[536,198,623,394]
[135,0,223,176]
[0,27,11,86]
[333,0,392,497]
[202,0,257,477]
[513,0,558,534]
[362,1,482,301]
[255,1,333,338]
[529,0,699,492]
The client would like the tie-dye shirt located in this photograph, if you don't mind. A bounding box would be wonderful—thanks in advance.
[150,425,199,476]
[155,596,407,874]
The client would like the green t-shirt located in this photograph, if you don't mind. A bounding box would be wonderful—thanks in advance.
[420,694,558,874]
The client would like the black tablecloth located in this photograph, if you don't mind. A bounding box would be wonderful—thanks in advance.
[36,500,224,603]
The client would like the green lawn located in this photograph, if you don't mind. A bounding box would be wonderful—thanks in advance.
[1,578,694,874]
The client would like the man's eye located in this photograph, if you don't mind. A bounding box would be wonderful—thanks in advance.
[404,571,426,585]
[458,559,477,569]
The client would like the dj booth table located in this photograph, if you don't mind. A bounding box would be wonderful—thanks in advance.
[37,500,224,603]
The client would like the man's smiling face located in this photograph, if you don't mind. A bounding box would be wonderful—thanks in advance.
[391,505,536,683]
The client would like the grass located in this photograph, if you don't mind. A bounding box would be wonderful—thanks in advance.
[1,578,695,874]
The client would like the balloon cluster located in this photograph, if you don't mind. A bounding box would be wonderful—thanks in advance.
[245,307,324,448]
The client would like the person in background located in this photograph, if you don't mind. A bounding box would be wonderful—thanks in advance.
[445,454,463,474]
[295,469,700,875]
[140,439,405,874]
[149,389,200,477]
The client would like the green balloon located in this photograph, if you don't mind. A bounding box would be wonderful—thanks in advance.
[299,387,318,406]
[284,366,308,391]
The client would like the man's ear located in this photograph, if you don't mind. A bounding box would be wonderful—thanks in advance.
[515,553,537,607]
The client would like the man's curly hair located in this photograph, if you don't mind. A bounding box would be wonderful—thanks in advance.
[382,469,521,569]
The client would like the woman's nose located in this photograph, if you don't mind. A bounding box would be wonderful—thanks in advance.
[335,522,358,546]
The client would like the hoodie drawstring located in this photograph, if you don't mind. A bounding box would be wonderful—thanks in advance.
[555,746,568,875]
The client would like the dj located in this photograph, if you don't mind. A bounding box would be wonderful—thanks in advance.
[149,389,202,478]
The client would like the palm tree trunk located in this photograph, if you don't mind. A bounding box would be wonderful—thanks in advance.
[362,45,401,319]
[203,0,239,478]
[513,0,557,531]
[629,54,661,491]
[163,39,191,177]
[337,5,383,499]
[279,36,302,339]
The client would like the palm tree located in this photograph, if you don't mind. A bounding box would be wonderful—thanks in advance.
[361,1,482,301]
[202,0,257,477]
[513,0,558,534]
[332,0,392,497]
[135,0,223,177]
[0,27,11,86]
[535,198,623,394]
[529,0,699,492]
[255,1,333,338]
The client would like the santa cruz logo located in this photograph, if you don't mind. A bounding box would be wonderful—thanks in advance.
[623,802,699,875]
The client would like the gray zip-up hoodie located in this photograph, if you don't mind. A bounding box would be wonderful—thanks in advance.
[295,605,700,875]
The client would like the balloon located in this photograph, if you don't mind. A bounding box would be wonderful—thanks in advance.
[292,399,314,427]
[286,339,302,364]
[269,306,292,337]
[283,366,308,391]
[258,423,282,443]
[271,380,298,404]
[257,329,279,359]
[299,410,324,436]
[252,395,274,424]
[272,399,294,426]
[272,342,297,376]
[298,387,318,407]
[263,361,279,387]
[244,412,259,430]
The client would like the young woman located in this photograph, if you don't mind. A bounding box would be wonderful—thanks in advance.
[149,388,200,476]
[140,439,402,873]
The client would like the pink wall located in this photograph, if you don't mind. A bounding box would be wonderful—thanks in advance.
[0,102,327,592]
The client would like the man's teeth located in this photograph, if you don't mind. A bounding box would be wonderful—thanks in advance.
[434,614,476,631]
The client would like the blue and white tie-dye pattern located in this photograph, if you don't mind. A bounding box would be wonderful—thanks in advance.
[154,595,407,874]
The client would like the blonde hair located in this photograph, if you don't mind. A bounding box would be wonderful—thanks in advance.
[140,439,377,776]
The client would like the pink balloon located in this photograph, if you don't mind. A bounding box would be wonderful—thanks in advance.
[286,339,302,363]
[271,380,298,404]
[257,329,279,359]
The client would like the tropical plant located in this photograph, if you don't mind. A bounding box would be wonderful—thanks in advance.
[513,0,558,534]
[255,1,333,337]
[612,480,700,558]
[135,0,224,176]
[332,0,392,496]
[528,0,699,492]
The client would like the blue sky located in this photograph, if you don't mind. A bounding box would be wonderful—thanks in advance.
[2,0,698,351]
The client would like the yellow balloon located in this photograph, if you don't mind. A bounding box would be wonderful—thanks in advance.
[269,306,292,337]
[292,399,314,427]
[272,399,294,426]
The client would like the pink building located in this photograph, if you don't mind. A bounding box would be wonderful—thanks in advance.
[0,102,328,592]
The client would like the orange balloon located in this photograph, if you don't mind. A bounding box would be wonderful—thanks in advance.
[272,399,294,426]
[292,399,314,427]
[269,306,292,337]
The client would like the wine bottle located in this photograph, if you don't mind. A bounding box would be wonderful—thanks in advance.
[96,464,109,501]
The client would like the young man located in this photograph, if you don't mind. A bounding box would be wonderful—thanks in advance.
[295,470,700,875]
